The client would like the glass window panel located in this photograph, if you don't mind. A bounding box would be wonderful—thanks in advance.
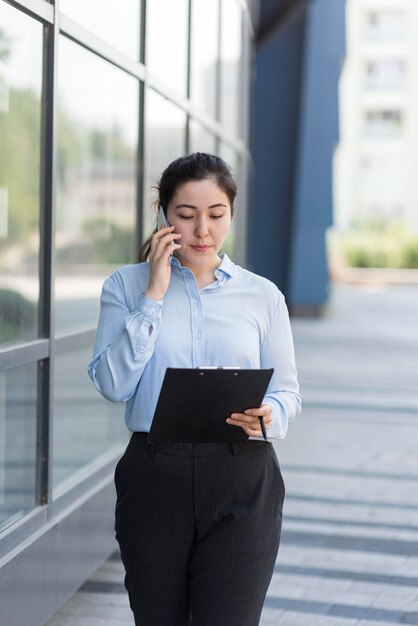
[364,109,404,138]
[0,4,42,347]
[365,10,407,43]
[0,362,37,533]
[56,38,139,335]
[189,119,217,154]
[190,0,219,117]
[143,89,186,236]
[146,0,188,96]
[60,0,141,60]
[53,346,128,493]
[220,0,243,138]
[365,59,406,91]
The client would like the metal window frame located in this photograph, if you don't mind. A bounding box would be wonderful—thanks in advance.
[0,0,255,549]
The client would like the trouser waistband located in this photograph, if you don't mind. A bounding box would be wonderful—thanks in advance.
[130,431,270,457]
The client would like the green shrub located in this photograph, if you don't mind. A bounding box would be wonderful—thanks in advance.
[330,226,418,269]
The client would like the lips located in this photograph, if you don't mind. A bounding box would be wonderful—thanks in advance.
[191,245,211,252]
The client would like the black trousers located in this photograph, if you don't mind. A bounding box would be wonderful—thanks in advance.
[114,432,285,626]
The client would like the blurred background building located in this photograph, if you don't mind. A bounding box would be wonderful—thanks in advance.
[333,0,418,276]
[336,0,418,232]
[0,1,345,624]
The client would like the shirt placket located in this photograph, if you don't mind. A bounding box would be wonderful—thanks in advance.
[183,270,206,367]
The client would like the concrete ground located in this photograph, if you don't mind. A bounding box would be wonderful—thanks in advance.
[46,283,418,626]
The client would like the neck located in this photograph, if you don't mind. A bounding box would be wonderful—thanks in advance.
[174,253,222,280]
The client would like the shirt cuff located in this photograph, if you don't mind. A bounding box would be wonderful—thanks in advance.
[124,292,163,359]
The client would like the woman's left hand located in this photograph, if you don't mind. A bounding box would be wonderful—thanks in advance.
[226,403,272,437]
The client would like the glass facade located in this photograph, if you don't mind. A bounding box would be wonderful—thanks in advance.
[220,0,243,138]
[53,346,125,491]
[146,0,189,95]
[190,0,219,117]
[0,362,37,532]
[0,3,42,347]
[55,37,139,335]
[0,0,252,550]
[60,0,141,60]
[143,89,187,235]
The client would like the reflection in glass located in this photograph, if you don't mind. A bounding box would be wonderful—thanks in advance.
[190,0,219,117]
[143,89,186,236]
[0,4,42,346]
[60,0,141,60]
[146,0,188,96]
[219,144,242,259]
[220,0,243,138]
[56,37,139,335]
[189,119,217,154]
[0,363,37,532]
[53,346,128,492]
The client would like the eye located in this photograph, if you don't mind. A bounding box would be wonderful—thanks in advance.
[178,215,193,220]
[211,215,224,219]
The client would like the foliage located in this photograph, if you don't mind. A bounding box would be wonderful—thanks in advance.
[0,27,12,61]
[80,217,136,264]
[0,288,36,343]
[0,88,41,247]
[332,223,418,269]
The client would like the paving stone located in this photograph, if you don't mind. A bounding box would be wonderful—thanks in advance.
[46,285,418,626]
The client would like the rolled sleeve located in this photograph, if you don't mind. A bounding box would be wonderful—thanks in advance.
[125,292,163,360]
[88,274,163,402]
[258,294,302,441]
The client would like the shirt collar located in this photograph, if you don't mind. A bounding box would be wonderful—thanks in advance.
[170,252,236,277]
[216,253,236,277]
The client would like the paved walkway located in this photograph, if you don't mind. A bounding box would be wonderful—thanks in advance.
[46,283,418,626]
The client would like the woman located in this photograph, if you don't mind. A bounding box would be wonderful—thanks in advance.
[88,152,301,626]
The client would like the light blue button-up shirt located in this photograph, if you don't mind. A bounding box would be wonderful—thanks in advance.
[88,253,301,440]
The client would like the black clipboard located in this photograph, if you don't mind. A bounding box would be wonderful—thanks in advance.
[147,368,274,443]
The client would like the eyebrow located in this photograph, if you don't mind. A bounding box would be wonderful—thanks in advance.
[173,203,228,210]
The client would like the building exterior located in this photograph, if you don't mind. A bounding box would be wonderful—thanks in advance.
[0,1,254,624]
[250,0,346,314]
[0,0,344,624]
[335,0,418,232]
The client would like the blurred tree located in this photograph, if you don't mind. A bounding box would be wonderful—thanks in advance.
[0,88,41,248]
[0,27,12,61]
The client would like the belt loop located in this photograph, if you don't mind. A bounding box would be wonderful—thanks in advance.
[231,443,239,456]
[149,442,157,457]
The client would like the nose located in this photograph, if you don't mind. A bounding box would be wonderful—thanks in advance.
[194,215,209,237]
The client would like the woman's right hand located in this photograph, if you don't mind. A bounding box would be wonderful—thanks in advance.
[144,226,182,301]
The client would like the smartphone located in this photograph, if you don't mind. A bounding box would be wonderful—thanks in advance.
[157,206,173,265]
[157,206,170,230]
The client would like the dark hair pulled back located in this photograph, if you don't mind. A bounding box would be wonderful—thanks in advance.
[139,152,237,262]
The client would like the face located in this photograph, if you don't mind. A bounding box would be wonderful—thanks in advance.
[166,178,232,273]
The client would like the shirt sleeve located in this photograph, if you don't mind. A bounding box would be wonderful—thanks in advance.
[251,293,302,441]
[87,272,163,402]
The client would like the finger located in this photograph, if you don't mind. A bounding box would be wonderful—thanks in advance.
[153,233,182,257]
[227,417,264,436]
[227,415,260,428]
[244,406,270,417]
[157,225,174,235]
[230,412,263,423]
[242,423,263,437]
[244,409,272,426]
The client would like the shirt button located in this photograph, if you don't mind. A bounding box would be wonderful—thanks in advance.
[150,308,155,314]
[197,332,202,339]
